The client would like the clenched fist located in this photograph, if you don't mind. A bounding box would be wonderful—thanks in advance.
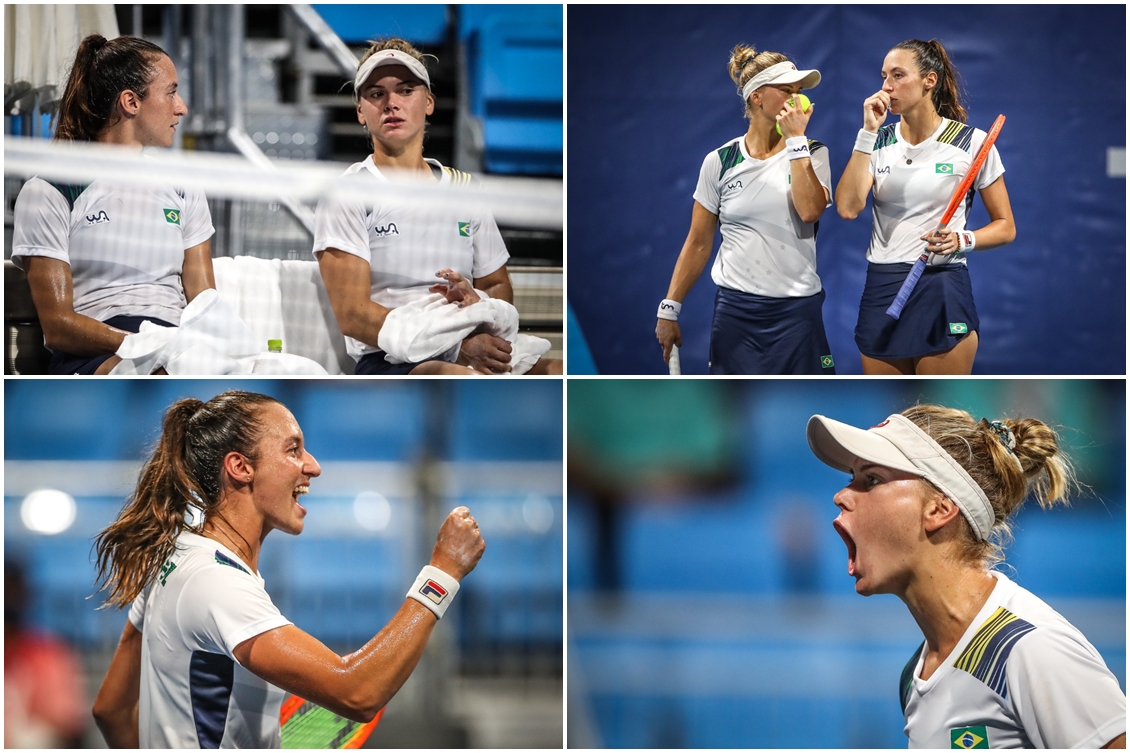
[429,507,485,581]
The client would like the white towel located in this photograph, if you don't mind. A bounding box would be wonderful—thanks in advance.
[377,293,551,375]
[110,288,328,375]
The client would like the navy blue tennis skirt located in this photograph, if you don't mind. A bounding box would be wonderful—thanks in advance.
[709,286,836,375]
[49,315,174,375]
[855,262,979,360]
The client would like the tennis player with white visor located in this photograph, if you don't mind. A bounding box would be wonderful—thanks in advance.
[656,46,836,375]
[313,40,561,376]
[807,406,1125,749]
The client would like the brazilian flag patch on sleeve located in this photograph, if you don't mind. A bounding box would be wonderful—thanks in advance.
[458,221,471,237]
[949,322,968,335]
[164,208,181,225]
[951,726,988,749]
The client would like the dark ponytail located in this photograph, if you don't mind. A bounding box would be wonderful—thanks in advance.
[891,38,967,123]
[54,34,168,142]
[94,391,281,609]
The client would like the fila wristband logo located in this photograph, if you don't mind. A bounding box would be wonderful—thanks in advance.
[419,579,448,605]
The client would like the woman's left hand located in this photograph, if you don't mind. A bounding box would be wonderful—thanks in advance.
[919,226,960,255]
[430,269,481,307]
[777,97,813,139]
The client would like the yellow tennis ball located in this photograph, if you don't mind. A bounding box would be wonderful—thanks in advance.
[776,93,812,135]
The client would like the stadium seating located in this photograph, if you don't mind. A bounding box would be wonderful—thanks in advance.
[311,4,449,46]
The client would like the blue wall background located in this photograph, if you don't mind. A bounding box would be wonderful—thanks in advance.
[567,5,1126,374]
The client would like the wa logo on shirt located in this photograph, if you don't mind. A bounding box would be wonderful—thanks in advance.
[950,725,988,749]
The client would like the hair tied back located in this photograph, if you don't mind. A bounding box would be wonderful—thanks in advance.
[988,420,1017,454]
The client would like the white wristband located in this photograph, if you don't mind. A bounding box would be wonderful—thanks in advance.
[785,136,810,161]
[657,299,682,321]
[854,128,878,154]
[407,565,460,619]
[957,230,976,253]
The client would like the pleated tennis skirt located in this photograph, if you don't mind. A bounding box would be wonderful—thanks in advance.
[855,262,979,360]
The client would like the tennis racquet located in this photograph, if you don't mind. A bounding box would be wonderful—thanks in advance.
[885,114,1006,319]
[669,344,681,375]
[280,693,384,749]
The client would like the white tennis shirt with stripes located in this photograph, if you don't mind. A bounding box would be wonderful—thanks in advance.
[900,571,1125,749]
[312,156,510,362]
[867,118,1004,265]
[129,531,292,748]
[692,135,832,299]
[11,173,214,326]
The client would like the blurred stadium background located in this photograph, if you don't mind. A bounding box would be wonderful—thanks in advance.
[567,379,1125,748]
[4,4,562,374]
[5,379,562,748]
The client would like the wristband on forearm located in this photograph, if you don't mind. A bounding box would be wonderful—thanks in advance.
[957,230,976,253]
[785,136,810,161]
[854,128,878,154]
[406,565,460,618]
[657,299,682,321]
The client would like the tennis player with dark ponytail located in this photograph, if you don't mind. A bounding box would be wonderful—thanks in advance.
[91,391,485,748]
[836,39,1015,375]
[808,405,1125,748]
[11,34,215,374]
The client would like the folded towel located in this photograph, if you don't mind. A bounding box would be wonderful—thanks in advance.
[110,289,328,375]
[377,293,550,374]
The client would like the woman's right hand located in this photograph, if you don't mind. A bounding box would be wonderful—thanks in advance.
[656,319,682,365]
[863,90,890,132]
[429,507,485,581]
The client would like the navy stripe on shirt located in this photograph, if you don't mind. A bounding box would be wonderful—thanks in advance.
[189,650,235,748]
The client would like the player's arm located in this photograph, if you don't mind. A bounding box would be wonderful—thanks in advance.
[925,176,1016,256]
[836,90,888,220]
[181,238,216,302]
[23,255,130,356]
[1101,732,1126,748]
[777,97,828,223]
[960,176,1015,250]
[655,200,718,363]
[92,620,142,748]
[316,247,391,348]
[473,264,513,304]
[233,508,485,723]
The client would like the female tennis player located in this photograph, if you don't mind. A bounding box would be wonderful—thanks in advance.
[11,34,215,375]
[836,39,1016,375]
[807,405,1125,748]
[655,44,835,375]
[314,38,561,376]
[91,390,485,747]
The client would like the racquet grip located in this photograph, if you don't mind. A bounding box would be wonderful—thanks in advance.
[669,345,681,375]
[885,254,928,319]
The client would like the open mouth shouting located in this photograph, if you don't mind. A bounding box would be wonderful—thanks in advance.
[833,518,858,578]
[294,484,310,513]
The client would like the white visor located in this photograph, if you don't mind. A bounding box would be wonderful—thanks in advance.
[807,413,995,541]
[354,49,431,93]
[740,61,822,102]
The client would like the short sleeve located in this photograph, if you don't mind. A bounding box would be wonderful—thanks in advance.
[127,583,150,630]
[470,209,509,279]
[177,566,292,659]
[11,178,72,270]
[312,181,371,262]
[809,145,834,208]
[974,141,1005,191]
[1007,627,1127,748]
[181,185,215,249]
[692,151,722,215]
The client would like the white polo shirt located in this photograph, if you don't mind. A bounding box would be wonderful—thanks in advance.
[868,118,1004,265]
[900,571,1125,749]
[11,175,214,326]
[129,531,292,748]
[692,135,832,299]
[312,156,510,362]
